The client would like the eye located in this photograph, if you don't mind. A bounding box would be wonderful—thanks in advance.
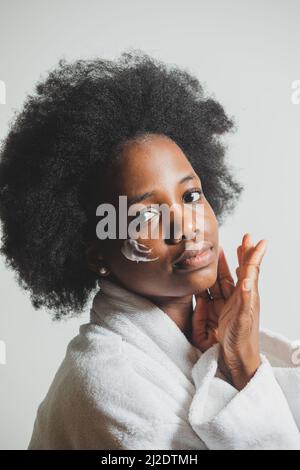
[134,208,160,225]
[183,188,203,203]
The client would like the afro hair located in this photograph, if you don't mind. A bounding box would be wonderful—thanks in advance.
[0,49,244,319]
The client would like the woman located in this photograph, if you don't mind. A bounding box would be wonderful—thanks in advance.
[0,50,299,450]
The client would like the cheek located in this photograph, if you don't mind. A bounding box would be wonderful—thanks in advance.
[119,214,163,264]
[121,238,159,263]
[107,238,168,293]
[106,236,163,272]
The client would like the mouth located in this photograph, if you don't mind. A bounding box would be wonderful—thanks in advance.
[173,243,215,272]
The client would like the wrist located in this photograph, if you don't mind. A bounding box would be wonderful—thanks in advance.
[220,347,262,391]
[229,355,262,391]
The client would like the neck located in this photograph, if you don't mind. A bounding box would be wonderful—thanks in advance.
[144,293,194,343]
[103,275,194,343]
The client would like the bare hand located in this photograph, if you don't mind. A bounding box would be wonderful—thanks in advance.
[191,234,268,390]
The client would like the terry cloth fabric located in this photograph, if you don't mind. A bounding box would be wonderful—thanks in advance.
[28,278,300,450]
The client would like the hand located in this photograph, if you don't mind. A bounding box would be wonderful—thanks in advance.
[191,233,268,390]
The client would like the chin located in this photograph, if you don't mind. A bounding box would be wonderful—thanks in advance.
[173,266,217,293]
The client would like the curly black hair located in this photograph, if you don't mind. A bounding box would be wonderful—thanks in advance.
[0,49,244,319]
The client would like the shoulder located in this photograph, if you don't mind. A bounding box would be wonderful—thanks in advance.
[33,322,128,416]
[39,321,170,421]
[62,322,128,389]
[67,322,123,362]
[62,323,175,420]
[29,323,131,441]
[29,324,134,449]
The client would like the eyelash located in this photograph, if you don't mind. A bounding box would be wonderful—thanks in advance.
[135,209,159,224]
[134,188,203,223]
[183,188,203,203]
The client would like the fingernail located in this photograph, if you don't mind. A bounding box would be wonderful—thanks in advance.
[243,278,252,291]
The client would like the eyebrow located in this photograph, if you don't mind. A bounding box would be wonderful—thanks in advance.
[127,173,198,206]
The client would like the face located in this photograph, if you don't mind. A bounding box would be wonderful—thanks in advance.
[94,134,219,298]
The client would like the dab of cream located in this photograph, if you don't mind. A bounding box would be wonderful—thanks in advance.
[121,238,159,263]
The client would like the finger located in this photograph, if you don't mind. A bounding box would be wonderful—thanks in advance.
[193,296,220,333]
[194,293,219,323]
[207,245,230,300]
[236,242,244,281]
[242,233,253,264]
[192,297,218,351]
[202,245,223,300]
[217,246,235,299]
[236,233,254,287]
[243,239,268,286]
[237,245,242,266]
[193,295,209,321]
[236,234,252,280]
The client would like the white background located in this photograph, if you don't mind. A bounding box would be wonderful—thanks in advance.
[0,0,299,449]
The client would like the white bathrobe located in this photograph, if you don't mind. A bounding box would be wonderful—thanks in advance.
[28,278,300,450]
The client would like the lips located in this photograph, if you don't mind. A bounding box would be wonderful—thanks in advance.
[173,241,214,271]
[173,241,213,266]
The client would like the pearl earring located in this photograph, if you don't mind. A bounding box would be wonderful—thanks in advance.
[98,265,110,276]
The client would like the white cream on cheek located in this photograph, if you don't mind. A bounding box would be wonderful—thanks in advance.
[120,202,204,263]
[121,238,159,263]
[121,208,160,263]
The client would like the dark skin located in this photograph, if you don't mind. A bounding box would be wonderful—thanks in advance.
[89,134,268,390]
[92,134,219,333]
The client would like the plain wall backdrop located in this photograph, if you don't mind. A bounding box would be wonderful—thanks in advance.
[0,0,299,449]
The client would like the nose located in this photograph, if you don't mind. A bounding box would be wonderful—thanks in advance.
[165,204,203,244]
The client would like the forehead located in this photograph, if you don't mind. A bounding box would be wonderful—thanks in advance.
[108,135,197,195]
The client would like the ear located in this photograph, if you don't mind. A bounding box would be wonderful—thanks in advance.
[85,240,103,274]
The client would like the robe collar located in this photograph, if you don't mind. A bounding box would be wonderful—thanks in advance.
[90,278,202,378]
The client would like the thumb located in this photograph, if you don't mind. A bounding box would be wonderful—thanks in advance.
[243,239,268,287]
